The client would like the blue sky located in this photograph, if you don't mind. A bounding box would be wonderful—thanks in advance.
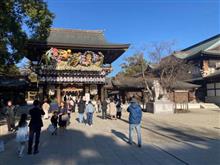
[20,0,220,76]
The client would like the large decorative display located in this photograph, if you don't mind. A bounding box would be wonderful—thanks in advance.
[39,76,105,83]
[42,48,104,71]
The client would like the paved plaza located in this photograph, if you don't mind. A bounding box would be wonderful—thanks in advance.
[0,109,220,165]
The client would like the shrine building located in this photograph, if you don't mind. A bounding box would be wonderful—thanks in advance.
[26,28,129,103]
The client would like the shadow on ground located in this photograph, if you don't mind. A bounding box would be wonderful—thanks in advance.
[0,116,220,165]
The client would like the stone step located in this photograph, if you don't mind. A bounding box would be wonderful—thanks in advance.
[200,103,220,109]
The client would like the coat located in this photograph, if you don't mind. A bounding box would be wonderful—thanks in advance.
[5,106,15,125]
[101,100,108,110]
[109,102,117,116]
[127,102,142,124]
[29,106,45,129]
[85,103,94,113]
[78,100,85,113]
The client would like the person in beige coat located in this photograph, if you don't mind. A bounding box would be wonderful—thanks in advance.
[109,99,117,120]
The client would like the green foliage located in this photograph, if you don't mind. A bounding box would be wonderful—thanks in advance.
[0,64,20,76]
[0,0,54,67]
[120,53,148,76]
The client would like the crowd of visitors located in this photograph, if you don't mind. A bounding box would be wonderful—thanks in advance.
[0,95,142,158]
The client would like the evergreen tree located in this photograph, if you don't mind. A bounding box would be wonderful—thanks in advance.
[0,0,54,75]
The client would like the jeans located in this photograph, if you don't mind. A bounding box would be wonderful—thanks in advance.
[28,127,41,153]
[87,112,93,125]
[129,123,142,145]
[102,109,107,119]
[79,113,84,123]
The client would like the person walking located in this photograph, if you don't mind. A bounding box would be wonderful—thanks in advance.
[28,100,45,154]
[5,100,16,132]
[58,102,69,129]
[16,113,29,158]
[127,97,142,148]
[42,98,50,119]
[116,99,122,119]
[85,101,94,126]
[78,98,85,123]
[101,99,108,119]
[109,99,117,120]
[97,99,101,113]
[69,97,75,112]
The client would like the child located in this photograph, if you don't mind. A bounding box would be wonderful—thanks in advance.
[16,113,28,158]
[50,111,58,135]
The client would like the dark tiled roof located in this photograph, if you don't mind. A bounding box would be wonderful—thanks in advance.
[112,77,154,89]
[0,77,27,88]
[27,28,130,64]
[30,28,130,48]
[48,28,107,45]
[170,81,201,90]
[173,34,220,59]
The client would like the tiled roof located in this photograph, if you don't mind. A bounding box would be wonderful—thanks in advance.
[47,28,107,45]
[31,28,129,48]
[173,34,220,59]
[0,77,27,87]
[170,81,201,90]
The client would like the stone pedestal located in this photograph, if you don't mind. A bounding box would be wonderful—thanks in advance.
[153,100,174,114]
[146,100,174,114]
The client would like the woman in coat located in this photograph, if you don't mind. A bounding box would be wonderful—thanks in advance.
[78,98,85,123]
[58,102,68,129]
[109,99,117,120]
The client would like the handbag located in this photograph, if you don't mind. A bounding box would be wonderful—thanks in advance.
[61,114,69,121]
[48,124,55,133]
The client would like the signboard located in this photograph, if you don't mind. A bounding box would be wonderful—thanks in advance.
[90,85,98,95]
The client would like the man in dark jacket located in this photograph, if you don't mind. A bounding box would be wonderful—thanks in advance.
[78,99,85,123]
[4,100,16,132]
[101,99,108,119]
[28,100,45,154]
[127,97,142,147]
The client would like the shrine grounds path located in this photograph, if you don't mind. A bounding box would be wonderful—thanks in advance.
[0,108,220,165]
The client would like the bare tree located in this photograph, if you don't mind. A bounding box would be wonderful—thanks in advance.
[119,51,154,102]
[147,41,193,90]
[148,40,176,63]
[157,56,193,90]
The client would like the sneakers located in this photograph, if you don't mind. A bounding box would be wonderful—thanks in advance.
[127,141,132,145]
[18,153,23,158]
[138,144,142,148]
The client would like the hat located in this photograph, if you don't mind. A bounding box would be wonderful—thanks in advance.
[130,98,137,103]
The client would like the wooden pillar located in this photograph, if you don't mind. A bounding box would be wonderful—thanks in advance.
[203,60,209,76]
[100,85,105,101]
[57,85,61,104]
[38,86,44,102]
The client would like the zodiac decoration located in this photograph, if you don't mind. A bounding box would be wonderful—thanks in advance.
[42,48,104,70]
